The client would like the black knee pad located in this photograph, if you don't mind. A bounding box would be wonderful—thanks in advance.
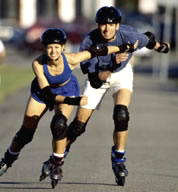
[113,104,130,132]
[50,113,67,140]
[13,126,36,148]
[67,118,87,143]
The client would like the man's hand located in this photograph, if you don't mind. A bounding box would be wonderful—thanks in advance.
[156,42,170,53]
[109,52,129,72]
[115,53,129,64]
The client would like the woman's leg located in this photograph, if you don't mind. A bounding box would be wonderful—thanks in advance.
[9,96,47,152]
[0,96,47,175]
[52,104,73,154]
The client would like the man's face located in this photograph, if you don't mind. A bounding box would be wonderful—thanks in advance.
[98,23,119,42]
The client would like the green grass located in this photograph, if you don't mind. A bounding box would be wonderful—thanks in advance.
[0,64,34,102]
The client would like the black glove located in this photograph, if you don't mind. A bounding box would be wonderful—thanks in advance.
[118,42,135,53]
[144,31,157,49]
[157,43,169,53]
[88,72,104,89]
[86,44,108,58]
[40,86,56,111]
[64,97,82,105]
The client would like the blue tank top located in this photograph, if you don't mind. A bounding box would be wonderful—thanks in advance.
[43,53,72,85]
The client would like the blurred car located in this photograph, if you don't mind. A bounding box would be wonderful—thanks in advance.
[17,18,93,54]
[0,20,24,46]
[121,10,155,58]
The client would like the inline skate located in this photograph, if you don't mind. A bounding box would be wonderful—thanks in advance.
[39,147,69,182]
[0,150,19,176]
[0,160,8,176]
[111,146,128,186]
[50,156,64,189]
[39,156,53,181]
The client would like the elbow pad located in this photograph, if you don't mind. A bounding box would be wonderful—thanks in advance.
[144,31,156,49]
[88,72,104,89]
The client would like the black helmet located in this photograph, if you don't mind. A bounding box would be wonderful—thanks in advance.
[40,28,67,46]
[96,6,122,24]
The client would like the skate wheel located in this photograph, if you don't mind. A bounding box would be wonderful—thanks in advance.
[116,176,125,186]
[51,179,58,189]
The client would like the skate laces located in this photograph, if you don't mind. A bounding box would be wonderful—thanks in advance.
[111,146,126,163]
[51,156,64,174]
[52,157,64,166]
[112,157,126,164]
[51,163,63,180]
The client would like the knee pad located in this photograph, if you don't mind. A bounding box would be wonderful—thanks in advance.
[113,105,130,132]
[67,118,87,143]
[50,113,67,140]
[13,126,36,148]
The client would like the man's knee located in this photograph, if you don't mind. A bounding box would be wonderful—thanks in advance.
[13,126,36,148]
[113,104,130,132]
[67,118,87,142]
[50,113,67,140]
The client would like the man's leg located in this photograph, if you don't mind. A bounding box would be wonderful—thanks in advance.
[111,88,132,186]
[112,88,132,150]
[66,107,93,149]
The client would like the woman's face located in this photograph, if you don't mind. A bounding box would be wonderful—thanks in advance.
[46,43,64,61]
[98,23,119,42]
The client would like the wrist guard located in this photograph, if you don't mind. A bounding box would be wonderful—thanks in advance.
[40,86,56,110]
[118,43,135,53]
[87,44,108,58]
[157,43,169,53]
[64,97,82,105]
[88,72,104,89]
[144,31,156,49]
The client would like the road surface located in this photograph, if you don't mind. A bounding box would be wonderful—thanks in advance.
[0,66,178,192]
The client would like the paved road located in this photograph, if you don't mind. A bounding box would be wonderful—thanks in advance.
[0,67,178,192]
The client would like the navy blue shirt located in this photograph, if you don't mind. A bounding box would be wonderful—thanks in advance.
[80,24,149,74]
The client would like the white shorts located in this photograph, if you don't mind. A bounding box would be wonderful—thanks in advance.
[81,63,133,110]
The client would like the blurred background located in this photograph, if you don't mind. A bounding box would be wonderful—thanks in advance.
[0,0,178,101]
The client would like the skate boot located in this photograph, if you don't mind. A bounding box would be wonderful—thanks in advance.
[0,149,19,176]
[39,156,53,181]
[111,146,128,186]
[50,155,64,189]
[0,160,8,176]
